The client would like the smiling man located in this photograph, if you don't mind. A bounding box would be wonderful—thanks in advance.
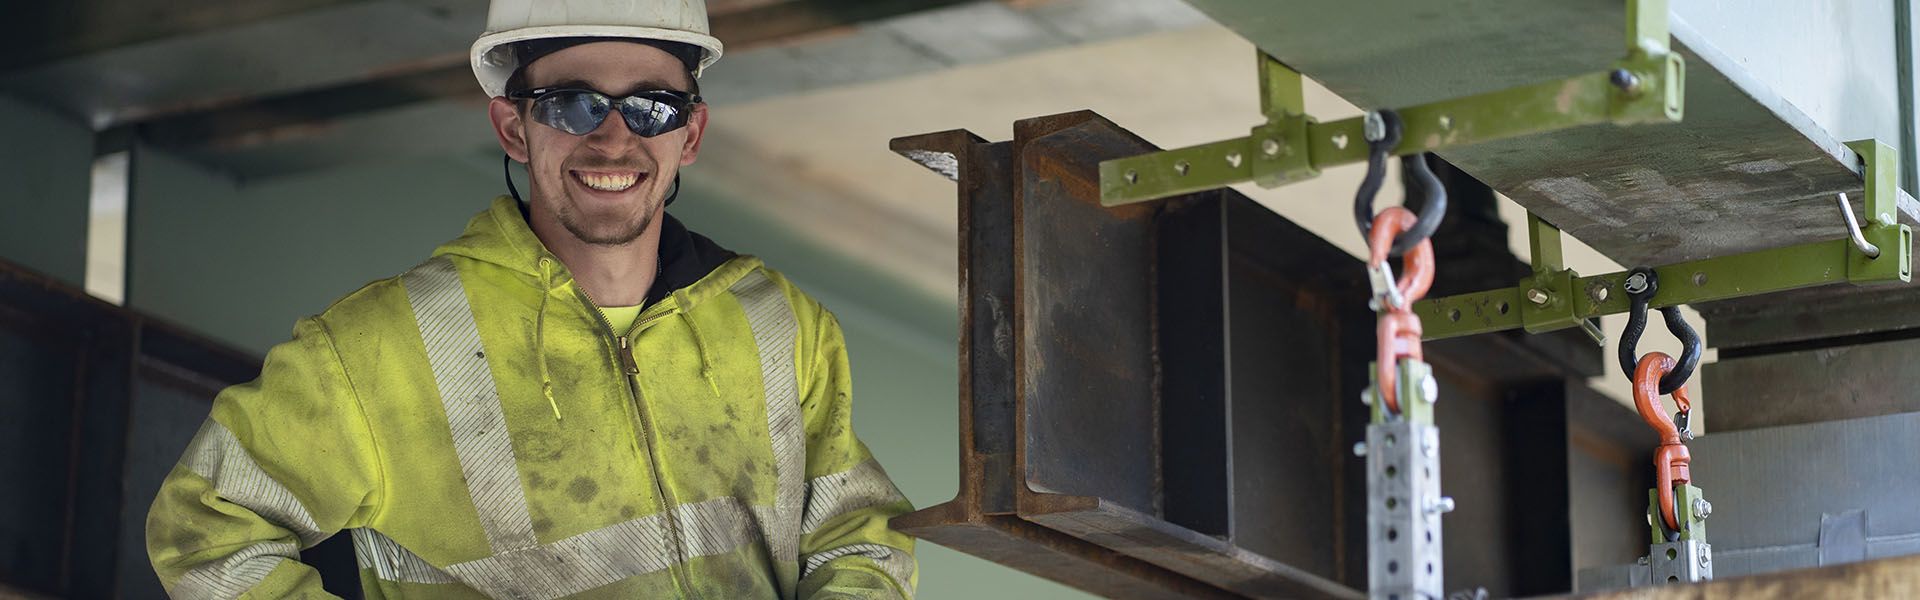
[144,1,917,598]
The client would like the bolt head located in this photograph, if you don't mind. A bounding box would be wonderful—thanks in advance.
[1420,437,1436,458]
[1260,138,1281,156]
[1525,288,1552,306]
[1123,169,1138,184]
[1420,374,1439,403]
[1226,152,1243,168]
[1698,552,1710,567]
[1693,498,1713,520]
[1609,69,1641,94]
[1363,112,1387,142]
[1353,441,1368,457]
[1427,496,1456,514]
[1360,387,1374,406]
[1637,556,1650,566]
[1624,271,1652,295]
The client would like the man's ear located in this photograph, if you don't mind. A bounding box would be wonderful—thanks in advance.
[488,97,531,163]
[678,103,709,167]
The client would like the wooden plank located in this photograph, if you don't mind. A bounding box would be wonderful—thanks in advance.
[0,0,370,72]
[134,0,974,152]
[1571,553,1920,599]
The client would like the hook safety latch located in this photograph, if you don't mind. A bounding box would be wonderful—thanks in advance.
[1368,260,1406,311]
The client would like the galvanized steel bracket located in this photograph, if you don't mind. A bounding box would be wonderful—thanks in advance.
[1098,0,1684,206]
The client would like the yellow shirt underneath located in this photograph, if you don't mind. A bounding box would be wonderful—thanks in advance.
[598,304,643,334]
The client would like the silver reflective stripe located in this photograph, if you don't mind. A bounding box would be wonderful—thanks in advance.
[352,528,454,584]
[181,420,326,547]
[445,497,762,599]
[802,460,908,535]
[348,499,762,597]
[802,543,915,591]
[402,256,539,553]
[172,541,296,599]
[731,270,806,571]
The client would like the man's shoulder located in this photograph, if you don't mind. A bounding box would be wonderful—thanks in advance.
[308,269,416,333]
[713,258,846,342]
[309,255,483,334]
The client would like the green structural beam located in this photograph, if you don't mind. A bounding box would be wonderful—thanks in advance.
[1417,139,1913,342]
[1098,0,1683,207]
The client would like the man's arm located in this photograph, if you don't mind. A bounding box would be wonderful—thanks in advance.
[147,316,382,599]
[796,310,918,599]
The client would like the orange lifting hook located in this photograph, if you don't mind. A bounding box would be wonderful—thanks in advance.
[1367,206,1435,416]
[1634,351,1694,534]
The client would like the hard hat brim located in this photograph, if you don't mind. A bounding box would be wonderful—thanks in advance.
[471,25,724,98]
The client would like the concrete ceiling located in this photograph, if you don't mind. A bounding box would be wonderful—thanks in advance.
[7,0,1698,408]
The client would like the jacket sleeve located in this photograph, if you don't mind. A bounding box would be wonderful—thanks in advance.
[147,316,383,599]
[795,310,918,599]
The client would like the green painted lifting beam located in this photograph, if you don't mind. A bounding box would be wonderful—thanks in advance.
[1098,0,1685,206]
[1416,139,1914,341]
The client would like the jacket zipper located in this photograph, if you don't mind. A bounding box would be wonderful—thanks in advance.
[571,284,698,599]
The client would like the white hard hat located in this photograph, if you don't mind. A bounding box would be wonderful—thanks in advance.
[471,0,725,98]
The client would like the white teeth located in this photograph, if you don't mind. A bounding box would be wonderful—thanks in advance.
[577,171,639,192]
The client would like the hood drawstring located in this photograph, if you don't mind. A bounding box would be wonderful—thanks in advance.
[678,307,721,397]
[536,257,563,422]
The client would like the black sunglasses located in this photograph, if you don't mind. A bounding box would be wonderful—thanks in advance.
[507,87,702,138]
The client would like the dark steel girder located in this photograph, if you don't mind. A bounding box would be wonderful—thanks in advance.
[891,110,1648,598]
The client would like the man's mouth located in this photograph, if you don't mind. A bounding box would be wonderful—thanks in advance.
[570,170,645,193]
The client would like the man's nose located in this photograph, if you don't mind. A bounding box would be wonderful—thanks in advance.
[583,109,643,149]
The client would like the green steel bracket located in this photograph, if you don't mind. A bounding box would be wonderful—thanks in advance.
[1417,140,1913,341]
[1098,0,1684,206]
[1368,359,1436,425]
[1249,54,1321,186]
[1517,214,1584,334]
[1648,484,1708,543]
[1847,140,1916,283]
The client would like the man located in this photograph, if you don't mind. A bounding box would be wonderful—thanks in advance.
[144,1,917,598]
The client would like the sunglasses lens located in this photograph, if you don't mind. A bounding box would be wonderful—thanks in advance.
[619,95,688,138]
[532,90,612,135]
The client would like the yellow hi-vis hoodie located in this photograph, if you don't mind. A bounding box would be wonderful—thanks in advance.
[146,197,917,599]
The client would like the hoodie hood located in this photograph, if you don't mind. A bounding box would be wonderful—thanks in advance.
[434,196,737,304]
[432,196,742,422]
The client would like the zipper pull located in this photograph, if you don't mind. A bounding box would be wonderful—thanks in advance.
[617,335,640,375]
